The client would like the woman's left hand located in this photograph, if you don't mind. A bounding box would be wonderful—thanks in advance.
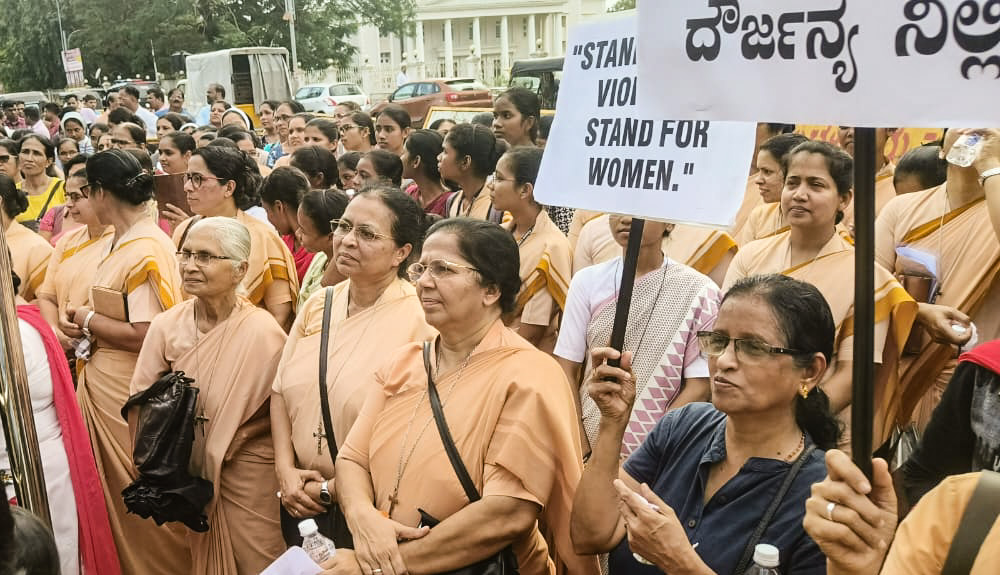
[614,479,706,574]
[320,549,363,575]
[70,305,93,329]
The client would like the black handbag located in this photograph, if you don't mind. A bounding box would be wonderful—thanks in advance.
[120,370,214,532]
[417,342,519,575]
[280,287,355,549]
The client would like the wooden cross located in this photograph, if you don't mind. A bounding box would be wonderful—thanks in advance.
[313,424,326,455]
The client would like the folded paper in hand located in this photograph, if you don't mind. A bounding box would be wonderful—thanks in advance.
[259,546,323,575]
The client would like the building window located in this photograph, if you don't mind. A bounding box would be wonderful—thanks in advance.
[380,51,391,65]
[453,61,459,76]
[441,24,445,42]
[439,61,447,77]
[468,22,474,41]
[493,58,502,81]
[523,17,528,38]
[495,19,501,39]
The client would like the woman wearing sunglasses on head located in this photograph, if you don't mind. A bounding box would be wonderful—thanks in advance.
[572,274,837,575]
[329,218,598,575]
[271,185,434,548]
[723,141,915,449]
[172,146,299,332]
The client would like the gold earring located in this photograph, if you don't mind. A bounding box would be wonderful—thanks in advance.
[799,384,809,399]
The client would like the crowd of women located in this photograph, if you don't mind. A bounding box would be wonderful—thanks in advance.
[1,81,999,575]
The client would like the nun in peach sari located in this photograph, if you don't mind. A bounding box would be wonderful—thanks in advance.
[131,217,287,574]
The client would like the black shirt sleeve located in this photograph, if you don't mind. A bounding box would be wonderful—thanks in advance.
[900,361,979,505]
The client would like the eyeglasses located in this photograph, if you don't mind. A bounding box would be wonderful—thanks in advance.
[330,219,394,242]
[696,331,803,362]
[339,124,358,134]
[0,155,10,163]
[176,250,234,266]
[406,259,480,283]
[183,173,228,188]
[66,191,88,202]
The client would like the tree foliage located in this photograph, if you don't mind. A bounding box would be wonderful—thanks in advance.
[608,0,636,12]
[0,0,415,91]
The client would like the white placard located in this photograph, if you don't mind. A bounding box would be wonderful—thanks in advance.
[534,12,757,227]
[638,0,1000,127]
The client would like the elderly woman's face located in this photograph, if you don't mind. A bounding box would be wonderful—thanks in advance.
[332,195,409,281]
[413,231,496,330]
[177,226,246,298]
[706,295,809,415]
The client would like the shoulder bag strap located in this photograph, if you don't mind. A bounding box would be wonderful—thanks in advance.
[732,444,817,575]
[941,470,1000,575]
[423,341,481,503]
[35,179,63,222]
[318,287,338,467]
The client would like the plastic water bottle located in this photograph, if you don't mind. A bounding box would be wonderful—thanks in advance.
[946,133,984,167]
[299,519,337,564]
[745,543,780,575]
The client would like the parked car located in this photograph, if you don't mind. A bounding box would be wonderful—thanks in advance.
[295,82,369,114]
[510,58,563,109]
[107,80,161,108]
[0,91,48,109]
[370,78,494,127]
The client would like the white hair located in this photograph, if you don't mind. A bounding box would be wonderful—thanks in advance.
[188,216,252,267]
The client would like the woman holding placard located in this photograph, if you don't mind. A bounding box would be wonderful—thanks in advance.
[555,214,720,456]
[724,141,915,449]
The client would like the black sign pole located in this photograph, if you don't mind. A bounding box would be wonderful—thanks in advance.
[608,217,645,368]
[851,127,876,479]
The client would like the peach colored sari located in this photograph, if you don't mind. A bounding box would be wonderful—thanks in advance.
[131,298,287,574]
[36,225,114,321]
[339,321,599,575]
[725,230,917,445]
[77,219,190,575]
[7,220,53,300]
[504,210,572,352]
[876,184,1000,430]
[273,279,435,478]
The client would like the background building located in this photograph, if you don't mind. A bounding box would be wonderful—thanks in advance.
[305,0,605,99]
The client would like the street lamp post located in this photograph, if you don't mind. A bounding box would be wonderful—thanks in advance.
[55,0,68,53]
[283,0,298,75]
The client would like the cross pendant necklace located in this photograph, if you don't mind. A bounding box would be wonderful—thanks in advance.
[314,423,326,455]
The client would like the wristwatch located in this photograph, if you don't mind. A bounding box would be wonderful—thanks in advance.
[319,480,332,505]
[980,167,1000,187]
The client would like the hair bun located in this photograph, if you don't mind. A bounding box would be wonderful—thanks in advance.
[126,171,154,191]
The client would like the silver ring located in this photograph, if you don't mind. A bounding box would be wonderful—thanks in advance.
[372,570,383,575]
[632,552,653,565]
[276,491,282,499]
[826,501,837,521]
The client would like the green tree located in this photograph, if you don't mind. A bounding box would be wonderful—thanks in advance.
[608,0,636,12]
[0,0,68,90]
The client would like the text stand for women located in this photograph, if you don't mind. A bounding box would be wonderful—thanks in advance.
[851,128,876,479]
[607,217,645,368]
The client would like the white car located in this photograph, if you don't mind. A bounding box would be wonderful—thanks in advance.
[295,83,369,114]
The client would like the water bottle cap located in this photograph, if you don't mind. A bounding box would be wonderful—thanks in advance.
[753,544,780,568]
[298,518,319,537]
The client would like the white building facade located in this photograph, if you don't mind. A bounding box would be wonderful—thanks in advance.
[322,0,605,98]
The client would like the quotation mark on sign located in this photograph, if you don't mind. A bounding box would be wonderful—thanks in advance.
[673,163,695,191]
[573,45,583,56]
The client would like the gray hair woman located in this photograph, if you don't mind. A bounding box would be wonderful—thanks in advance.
[130,216,289,573]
